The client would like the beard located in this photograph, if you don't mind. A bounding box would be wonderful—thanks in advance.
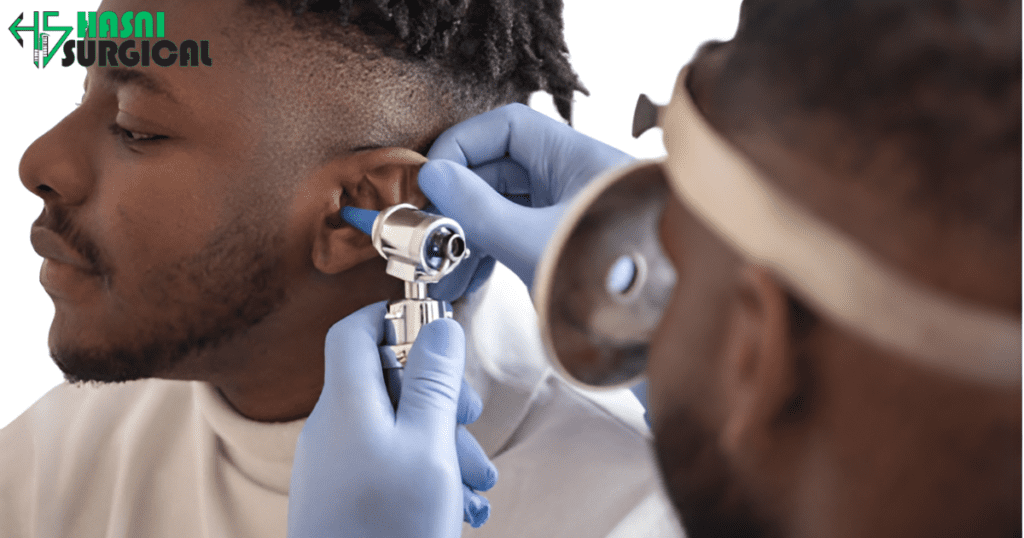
[653,405,781,538]
[47,207,289,384]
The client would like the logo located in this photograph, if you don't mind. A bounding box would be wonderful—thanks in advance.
[8,11,212,68]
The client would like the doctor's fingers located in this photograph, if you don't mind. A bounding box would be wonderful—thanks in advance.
[466,479,493,524]
[457,425,498,492]
[458,378,483,426]
[423,155,532,203]
[425,103,563,167]
[427,249,496,303]
[424,103,633,201]
[419,159,559,288]
[463,483,491,528]
[397,318,467,434]
[466,157,536,205]
[321,301,394,421]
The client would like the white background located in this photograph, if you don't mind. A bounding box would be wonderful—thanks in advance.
[0,0,742,428]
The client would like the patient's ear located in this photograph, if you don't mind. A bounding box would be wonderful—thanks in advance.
[312,148,429,274]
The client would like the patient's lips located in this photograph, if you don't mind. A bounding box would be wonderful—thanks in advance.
[31,226,99,298]
[30,227,94,271]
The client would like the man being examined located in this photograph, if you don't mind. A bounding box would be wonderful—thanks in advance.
[2,0,676,536]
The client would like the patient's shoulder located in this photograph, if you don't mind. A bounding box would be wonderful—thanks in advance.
[1,379,195,452]
[0,380,202,534]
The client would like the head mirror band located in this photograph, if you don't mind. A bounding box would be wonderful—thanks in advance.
[660,67,1021,386]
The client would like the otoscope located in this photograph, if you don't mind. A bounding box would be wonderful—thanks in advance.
[340,204,470,410]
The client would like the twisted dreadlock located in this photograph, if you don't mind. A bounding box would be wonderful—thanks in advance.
[250,0,587,123]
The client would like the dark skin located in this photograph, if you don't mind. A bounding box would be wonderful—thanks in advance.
[17,1,1020,535]
[19,0,435,421]
[647,41,1021,538]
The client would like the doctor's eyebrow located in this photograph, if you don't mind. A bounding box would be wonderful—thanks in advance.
[99,67,181,104]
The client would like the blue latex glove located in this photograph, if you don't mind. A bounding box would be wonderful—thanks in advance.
[419,103,634,300]
[289,302,498,537]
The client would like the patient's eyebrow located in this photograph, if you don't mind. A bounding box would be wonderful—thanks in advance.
[101,67,181,104]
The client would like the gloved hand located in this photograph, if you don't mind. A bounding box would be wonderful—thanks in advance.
[289,302,497,537]
[419,103,633,300]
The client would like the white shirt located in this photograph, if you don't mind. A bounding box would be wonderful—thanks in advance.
[0,264,683,537]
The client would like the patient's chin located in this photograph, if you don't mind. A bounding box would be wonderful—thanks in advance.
[52,345,166,384]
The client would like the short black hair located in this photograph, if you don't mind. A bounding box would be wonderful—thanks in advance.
[250,0,587,124]
[704,0,1021,239]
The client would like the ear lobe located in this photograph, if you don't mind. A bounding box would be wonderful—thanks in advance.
[312,147,429,275]
[719,265,799,455]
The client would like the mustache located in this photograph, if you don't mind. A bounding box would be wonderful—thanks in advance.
[33,206,110,276]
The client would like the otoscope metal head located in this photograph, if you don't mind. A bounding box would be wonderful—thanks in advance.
[368,204,469,284]
[340,203,470,367]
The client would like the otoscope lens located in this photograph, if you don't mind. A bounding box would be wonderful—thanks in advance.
[448,236,466,259]
[425,228,462,270]
[425,231,442,256]
[426,228,466,266]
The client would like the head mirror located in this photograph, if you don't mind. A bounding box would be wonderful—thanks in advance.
[534,161,677,388]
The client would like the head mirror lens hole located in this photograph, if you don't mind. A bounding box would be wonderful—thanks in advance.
[606,255,639,296]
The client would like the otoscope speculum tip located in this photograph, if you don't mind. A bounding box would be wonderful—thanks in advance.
[340,206,378,236]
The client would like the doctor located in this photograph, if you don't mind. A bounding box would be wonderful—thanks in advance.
[289,0,1022,536]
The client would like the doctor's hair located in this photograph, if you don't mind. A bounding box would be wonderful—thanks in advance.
[700,0,1021,239]
[248,0,587,124]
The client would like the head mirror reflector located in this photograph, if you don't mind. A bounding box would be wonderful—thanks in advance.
[535,161,677,388]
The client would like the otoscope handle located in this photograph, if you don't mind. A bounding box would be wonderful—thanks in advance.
[340,204,465,411]
[381,295,453,410]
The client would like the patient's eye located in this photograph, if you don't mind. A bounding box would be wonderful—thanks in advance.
[110,124,166,144]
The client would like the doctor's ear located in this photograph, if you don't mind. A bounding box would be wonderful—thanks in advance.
[312,147,429,274]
